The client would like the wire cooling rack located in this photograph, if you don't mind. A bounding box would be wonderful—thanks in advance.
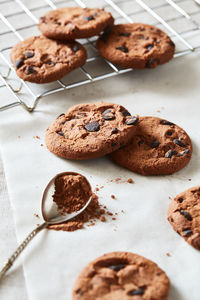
[0,0,200,112]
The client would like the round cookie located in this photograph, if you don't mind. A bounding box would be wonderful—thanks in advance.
[38,7,114,40]
[168,186,200,250]
[73,251,170,299]
[10,35,87,83]
[96,23,175,69]
[110,116,192,175]
[45,102,139,160]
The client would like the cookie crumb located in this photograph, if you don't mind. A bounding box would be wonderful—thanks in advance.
[107,212,113,216]
[166,252,170,257]
[95,187,99,192]
[100,216,106,222]
[40,144,44,147]
[33,135,40,139]
[111,194,116,199]
[112,217,116,220]
[17,136,21,138]
[168,196,172,200]
[127,178,134,184]
[34,213,40,218]
[188,179,191,181]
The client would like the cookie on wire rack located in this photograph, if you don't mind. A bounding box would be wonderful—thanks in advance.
[97,23,175,69]
[10,35,87,83]
[38,7,114,40]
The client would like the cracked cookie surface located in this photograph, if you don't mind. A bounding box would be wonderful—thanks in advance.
[168,186,200,250]
[73,251,170,300]
[110,116,192,175]
[38,7,114,40]
[97,23,175,69]
[10,35,87,83]
[45,102,139,160]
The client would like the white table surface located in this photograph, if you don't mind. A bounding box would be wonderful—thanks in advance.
[0,0,200,299]
[0,50,200,300]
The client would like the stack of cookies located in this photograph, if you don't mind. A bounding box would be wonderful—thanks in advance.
[10,6,175,84]
[45,102,192,176]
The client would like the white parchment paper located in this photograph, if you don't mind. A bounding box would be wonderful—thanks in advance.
[0,52,200,300]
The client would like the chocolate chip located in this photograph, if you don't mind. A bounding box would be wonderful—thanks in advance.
[119,32,130,37]
[15,58,24,69]
[151,140,160,148]
[56,113,65,119]
[46,61,55,65]
[183,229,193,237]
[146,58,159,68]
[116,45,128,53]
[76,289,84,295]
[160,120,174,126]
[100,26,111,42]
[24,51,34,58]
[111,142,117,147]
[166,130,173,136]
[72,44,79,53]
[40,16,46,23]
[173,139,185,147]
[125,116,139,125]
[168,40,175,47]
[165,149,175,158]
[138,140,144,146]
[85,121,100,132]
[178,197,183,203]
[184,149,190,155]
[138,27,145,31]
[57,131,64,137]
[122,110,131,117]
[84,16,94,21]
[146,44,154,51]
[128,288,144,296]
[102,109,115,120]
[25,66,35,74]
[112,128,118,134]
[180,210,192,221]
[108,264,126,271]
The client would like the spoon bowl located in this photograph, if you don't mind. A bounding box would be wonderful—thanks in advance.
[41,171,92,224]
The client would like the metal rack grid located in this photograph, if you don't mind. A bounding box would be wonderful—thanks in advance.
[0,0,200,112]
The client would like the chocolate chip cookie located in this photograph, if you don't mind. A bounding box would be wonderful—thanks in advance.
[38,7,114,40]
[45,102,139,160]
[73,251,170,299]
[110,116,192,175]
[97,23,175,69]
[168,186,200,250]
[10,35,87,83]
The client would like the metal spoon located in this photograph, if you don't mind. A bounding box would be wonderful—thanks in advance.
[0,172,92,280]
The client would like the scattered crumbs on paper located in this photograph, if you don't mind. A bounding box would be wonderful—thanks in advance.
[34,213,40,218]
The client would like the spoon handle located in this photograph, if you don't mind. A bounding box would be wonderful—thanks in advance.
[0,222,48,281]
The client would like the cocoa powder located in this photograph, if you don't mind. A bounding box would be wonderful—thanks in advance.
[52,174,92,214]
[48,173,112,232]
[48,193,108,232]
